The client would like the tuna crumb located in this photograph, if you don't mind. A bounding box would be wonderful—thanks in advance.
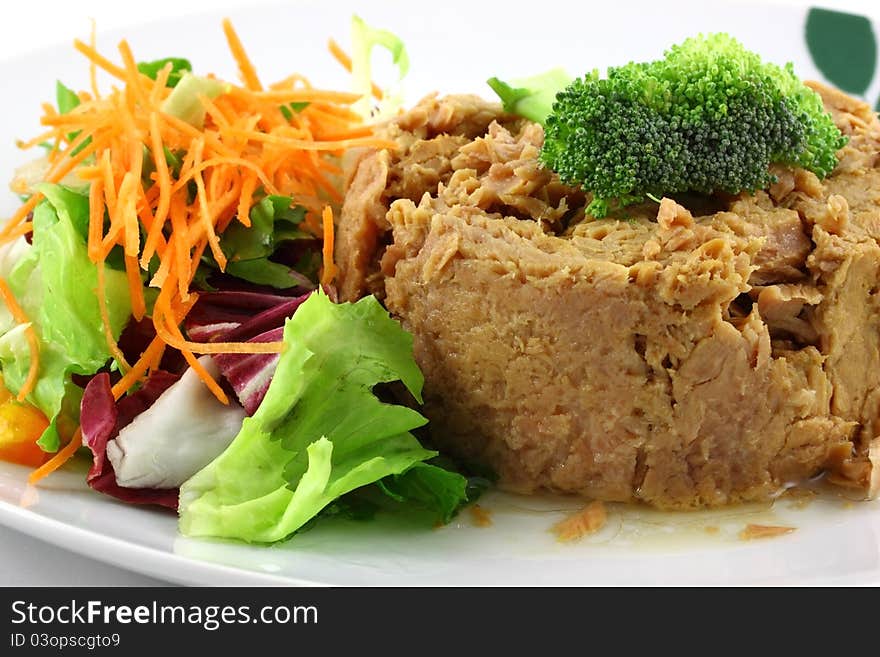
[469,504,493,527]
[551,501,607,542]
[704,526,720,535]
[739,524,796,540]
[780,487,817,509]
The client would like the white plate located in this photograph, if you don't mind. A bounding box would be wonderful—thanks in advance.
[2,0,880,586]
[3,459,880,586]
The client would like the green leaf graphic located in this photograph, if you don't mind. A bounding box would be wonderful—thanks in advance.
[806,7,876,95]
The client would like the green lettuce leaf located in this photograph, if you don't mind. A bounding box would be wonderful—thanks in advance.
[301,460,477,530]
[350,15,409,118]
[0,184,132,450]
[224,258,310,288]
[137,57,192,87]
[222,195,310,261]
[279,101,309,121]
[179,291,467,542]
[55,81,90,155]
[55,81,80,115]
[376,462,469,523]
[202,194,317,289]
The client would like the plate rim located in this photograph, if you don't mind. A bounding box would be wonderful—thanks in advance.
[0,499,324,587]
[1,0,880,587]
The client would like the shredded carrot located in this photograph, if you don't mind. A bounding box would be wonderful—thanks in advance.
[231,87,362,104]
[190,138,225,270]
[0,196,40,242]
[189,237,208,274]
[27,428,83,485]
[171,156,279,196]
[88,20,99,99]
[147,341,167,373]
[154,315,285,355]
[3,222,35,242]
[312,124,376,141]
[223,127,396,151]
[5,19,383,485]
[168,202,192,301]
[15,128,63,150]
[157,113,239,159]
[321,206,337,286]
[118,172,141,257]
[87,176,105,261]
[0,278,40,401]
[150,64,173,104]
[72,39,127,80]
[96,261,131,371]
[111,336,164,400]
[199,93,232,130]
[142,114,171,268]
[327,38,384,100]
[180,346,229,404]
[117,40,151,109]
[124,254,146,321]
[222,18,262,91]
[44,130,109,184]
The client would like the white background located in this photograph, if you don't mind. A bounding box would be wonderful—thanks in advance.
[0,0,876,587]
[0,0,877,63]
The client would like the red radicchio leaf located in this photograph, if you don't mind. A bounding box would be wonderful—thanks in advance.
[183,290,300,342]
[80,371,181,509]
[220,292,311,342]
[213,327,284,415]
[117,317,187,374]
[188,291,312,414]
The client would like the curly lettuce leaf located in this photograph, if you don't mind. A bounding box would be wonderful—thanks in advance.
[206,195,316,289]
[222,195,309,261]
[179,291,466,542]
[0,184,132,450]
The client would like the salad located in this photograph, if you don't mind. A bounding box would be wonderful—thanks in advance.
[0,18,476,543]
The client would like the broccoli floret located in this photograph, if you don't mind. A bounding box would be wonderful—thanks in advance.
[490,33,847,218]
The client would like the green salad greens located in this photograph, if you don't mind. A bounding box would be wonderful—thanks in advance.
[0,185,131,451]
[179,292,468,542]
[0,17,476,547]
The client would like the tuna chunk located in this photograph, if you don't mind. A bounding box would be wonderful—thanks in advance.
[336,94,520,301]
[337,84,880,508]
